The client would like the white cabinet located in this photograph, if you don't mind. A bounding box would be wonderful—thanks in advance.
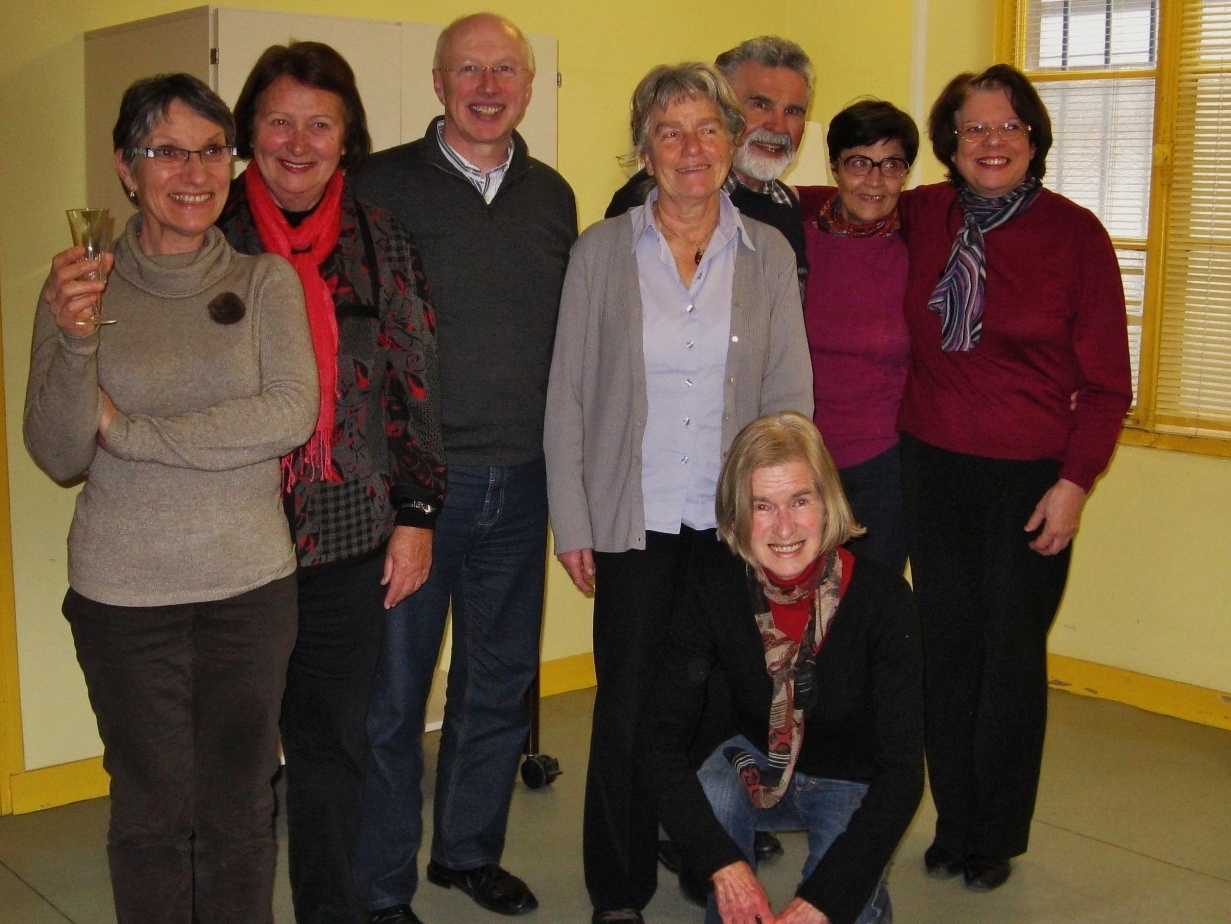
[84,5,559,218]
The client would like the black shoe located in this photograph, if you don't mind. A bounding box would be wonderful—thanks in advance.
[923,843,964,880]
[754,831,784,862]
[592,911,645,924]
[656,839,681,874]
[963,855,1011,892]
[369,905,424,924]
[425,861,538,915]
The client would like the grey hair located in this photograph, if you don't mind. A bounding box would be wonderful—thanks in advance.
[433,12,536,77]
[112,73,235,165]
[715,36,815,95]
[626,62,745,166]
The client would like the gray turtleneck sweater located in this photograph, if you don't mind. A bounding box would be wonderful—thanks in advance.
[24,216,318,607]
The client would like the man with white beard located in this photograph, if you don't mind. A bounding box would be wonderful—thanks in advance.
[606,36,813,289]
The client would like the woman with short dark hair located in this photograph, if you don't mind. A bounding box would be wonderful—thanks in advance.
[899,63,1132,890]
[25,72,318,923]
[795,99,919,572]
[646,412,923,924]
[218,40,445,923]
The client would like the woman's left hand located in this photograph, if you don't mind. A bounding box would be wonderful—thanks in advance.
[1024,478,1087,556]
[382,525,433,608]
[774,897,829,924]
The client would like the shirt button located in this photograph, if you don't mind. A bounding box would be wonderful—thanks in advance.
[731,335,739,343]
[687,340,695,349]
[681,456,690,464]
[686,304,695,313]
[685,378,694,387]
[727,376,735,384]
[684,417,691,425]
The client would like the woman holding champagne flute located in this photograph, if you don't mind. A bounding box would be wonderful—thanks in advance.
[23,72,318,924]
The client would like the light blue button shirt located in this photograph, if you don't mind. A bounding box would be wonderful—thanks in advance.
[633,190,752,534]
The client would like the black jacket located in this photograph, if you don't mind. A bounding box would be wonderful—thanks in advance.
[644,539,924,924]
[350,119,578,466]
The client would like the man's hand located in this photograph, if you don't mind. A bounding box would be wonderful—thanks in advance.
[382,525,433,608]
[712,861,774,924]
[558,547,596,593]
[1025,478,1087,556]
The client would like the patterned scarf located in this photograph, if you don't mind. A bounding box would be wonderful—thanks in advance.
[725,550,844,809]
[244,166,344,485]
[815,192,900,238]
[927,175,1042,352]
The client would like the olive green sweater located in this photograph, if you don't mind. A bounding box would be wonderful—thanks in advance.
[24,217,318,607]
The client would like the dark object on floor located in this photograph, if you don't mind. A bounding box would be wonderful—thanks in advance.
[755,830,784,862]
[656,839,681,874]
[521,673,562,788]
[923,842,965,880]
[963,855,1012,892]
[425,861,539,915]
[520,752,563,788]
[368,904,423,924]
[591,910,646,924]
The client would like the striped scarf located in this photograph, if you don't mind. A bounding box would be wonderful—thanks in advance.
[927,176,1042,352]
[725,550,843,810]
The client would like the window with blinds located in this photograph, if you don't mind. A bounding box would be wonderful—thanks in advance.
[1005,0,1231,452]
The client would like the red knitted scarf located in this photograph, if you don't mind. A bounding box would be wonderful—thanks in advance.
[815,191,901,238]
[244,166,343,485]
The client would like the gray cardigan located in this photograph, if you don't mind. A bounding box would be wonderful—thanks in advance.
[24,218,318,607]
[544,211,813,555]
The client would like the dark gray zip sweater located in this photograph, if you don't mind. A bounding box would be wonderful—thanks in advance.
[350,118,578,466]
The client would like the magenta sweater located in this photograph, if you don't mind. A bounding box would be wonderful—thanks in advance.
[803,208,910,470]
[897,183,1132,492]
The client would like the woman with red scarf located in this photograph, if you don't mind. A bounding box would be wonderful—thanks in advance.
[795,100,918,574]
[645,413,922,924]
[217,42,445,924]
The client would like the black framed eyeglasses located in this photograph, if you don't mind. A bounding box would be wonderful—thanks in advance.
[840,154,911,178]
[131,144,237,166]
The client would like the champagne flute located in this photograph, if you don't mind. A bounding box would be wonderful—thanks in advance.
[66,208,117,326]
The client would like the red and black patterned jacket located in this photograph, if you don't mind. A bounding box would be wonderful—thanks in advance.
[219,179,446,569]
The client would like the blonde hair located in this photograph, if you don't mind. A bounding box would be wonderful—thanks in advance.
[716,412,864,568]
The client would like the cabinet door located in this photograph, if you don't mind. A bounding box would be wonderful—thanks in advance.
[214,8,403,154]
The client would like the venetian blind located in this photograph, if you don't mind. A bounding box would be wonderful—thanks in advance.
[1015,0,1158,417]
[1156,0,1231,436]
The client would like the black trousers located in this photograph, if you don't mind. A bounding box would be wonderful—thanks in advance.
[64,575,298,924]
[586,527,712,912]
[283,554,388,924]
[902,435,1072,859]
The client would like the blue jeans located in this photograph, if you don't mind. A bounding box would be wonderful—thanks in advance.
[698,735,892,924]
[353,459,548,910]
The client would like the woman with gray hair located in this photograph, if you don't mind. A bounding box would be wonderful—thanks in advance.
[24,72,317,923]
[545,62,813,924]
[643,412,923,924]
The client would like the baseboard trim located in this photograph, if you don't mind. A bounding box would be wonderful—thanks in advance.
[8,653,599,815]
[9,755,109,815]
[1048,653,1231,730]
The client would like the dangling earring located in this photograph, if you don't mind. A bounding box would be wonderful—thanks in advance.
[126,187,138,203]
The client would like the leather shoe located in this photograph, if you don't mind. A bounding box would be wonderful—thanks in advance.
[369,905,423,924]
[754,831,784,862]
[964,854,1011,891]
[923,842,964,880]
[426,861,538,915]
[592,911,645,924]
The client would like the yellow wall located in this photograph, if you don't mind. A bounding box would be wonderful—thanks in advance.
[3,0,1227,794]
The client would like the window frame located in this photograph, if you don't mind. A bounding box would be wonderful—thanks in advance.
[997,0,1231,459]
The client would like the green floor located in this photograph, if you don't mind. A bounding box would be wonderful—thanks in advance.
[2,687,1230,923]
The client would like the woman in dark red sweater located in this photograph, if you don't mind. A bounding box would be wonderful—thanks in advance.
[898,65,1132,891]
[796,100,919,574]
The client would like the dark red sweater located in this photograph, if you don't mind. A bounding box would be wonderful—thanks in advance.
[897,183,1132,491]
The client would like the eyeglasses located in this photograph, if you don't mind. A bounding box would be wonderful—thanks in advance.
[955,122,1031,144]
[441,63,525,83]
[840,154,911,178]
[131,145,237,166]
